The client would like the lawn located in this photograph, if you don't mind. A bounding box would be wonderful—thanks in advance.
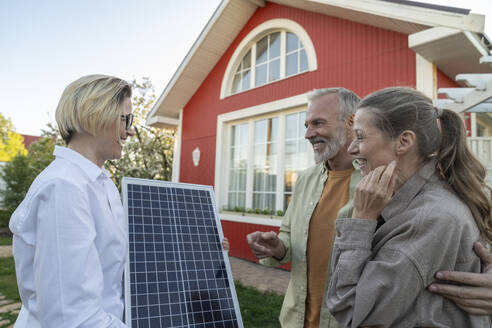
[0,257,283,327]
[0,257,19,302]
[0,237,12,246]
[0,257,20,328]
[235,282,283,327]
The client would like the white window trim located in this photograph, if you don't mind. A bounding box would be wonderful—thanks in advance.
[220,213,281,227]
[415,54,436,99]
[171,109,183,182]
[220,19,317,99]
[214,93,308,212]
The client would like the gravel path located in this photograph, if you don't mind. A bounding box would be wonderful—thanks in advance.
[0,246,12,258]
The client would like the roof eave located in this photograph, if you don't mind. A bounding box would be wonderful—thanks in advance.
[147,0,260,123]
[409,27,492,85]
[148,0,488,125]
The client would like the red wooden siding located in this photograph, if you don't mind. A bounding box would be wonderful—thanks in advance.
[220,220,290,270]
[180,2,417,185]
[436,68,459,93]
[21,134,41,149]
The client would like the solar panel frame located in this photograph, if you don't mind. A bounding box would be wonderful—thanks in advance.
[122,178,243,328]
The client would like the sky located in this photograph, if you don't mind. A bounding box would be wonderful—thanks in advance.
[1,0,491,136]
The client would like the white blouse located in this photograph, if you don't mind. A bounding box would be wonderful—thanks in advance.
[10,146,128,327]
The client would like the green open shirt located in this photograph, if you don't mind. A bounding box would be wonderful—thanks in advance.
[260,163,361,328]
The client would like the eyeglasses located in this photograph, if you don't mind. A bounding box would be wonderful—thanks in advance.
[120,113,134,130]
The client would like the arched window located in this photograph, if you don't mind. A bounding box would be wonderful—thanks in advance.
[221,19,317,98]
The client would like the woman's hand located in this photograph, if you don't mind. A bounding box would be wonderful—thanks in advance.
[352,161,396,220]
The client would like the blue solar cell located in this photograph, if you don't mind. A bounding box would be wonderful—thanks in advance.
[123,178,243,328]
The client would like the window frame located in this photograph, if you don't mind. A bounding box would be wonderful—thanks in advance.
[220,19,317,99]
[215,93,313,214]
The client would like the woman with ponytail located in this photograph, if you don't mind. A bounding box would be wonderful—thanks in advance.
[326,87,491,327]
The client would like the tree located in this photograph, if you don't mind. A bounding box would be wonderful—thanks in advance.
[26,136,57,177]
[0,155,32,228]
[0,136,57,228]
[0,113,27,162]
[105,78,174,189]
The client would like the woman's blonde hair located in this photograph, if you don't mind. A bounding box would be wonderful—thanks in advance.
[56,74,132,143]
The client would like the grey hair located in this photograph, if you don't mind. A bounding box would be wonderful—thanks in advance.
[306,87,360,121]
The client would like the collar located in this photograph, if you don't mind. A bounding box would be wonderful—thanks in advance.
[53,146,109,182]
[381,159,438,222]
[321,160,359,173]
[322,161,329,173]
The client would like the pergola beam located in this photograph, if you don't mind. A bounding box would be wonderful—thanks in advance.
[437,77,492,113]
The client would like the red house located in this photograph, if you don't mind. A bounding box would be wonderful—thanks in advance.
[21,134,41,149]
[147,0,492,263]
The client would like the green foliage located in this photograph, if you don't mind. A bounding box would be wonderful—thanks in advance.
[105,78,174,189]
[0,113,14,140]
[26,136,56,176]
[235,281,282,327]
[0,237,11,246]
[233,206,245,213]
[40,122,65,146]
[0,210,10,230]
[262,208,275,215]
[0,155,33,217]
[0,136,57,228]
[0,113,27,162]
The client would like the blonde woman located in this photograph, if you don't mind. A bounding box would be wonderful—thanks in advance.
[326,87,492,327]
[10,75,134,327]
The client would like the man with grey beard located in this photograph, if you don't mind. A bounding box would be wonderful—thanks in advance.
[247,88,361,328]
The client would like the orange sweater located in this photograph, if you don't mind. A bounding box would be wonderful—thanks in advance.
[304,168,353,328]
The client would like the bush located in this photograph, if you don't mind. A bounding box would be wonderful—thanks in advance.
[0,155,34,228]
[0,137,56,229]
[0,209,10,230]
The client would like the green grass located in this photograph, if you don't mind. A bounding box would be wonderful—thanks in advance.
[0,257,19,302]
[0,312,18,328]
[0,257,20,327]
[0,258,283,327]
[0,237,12,246]
[0,210,11,230]
[235,281,283,328]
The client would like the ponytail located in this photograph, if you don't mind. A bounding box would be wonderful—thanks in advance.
[437,109,492,245]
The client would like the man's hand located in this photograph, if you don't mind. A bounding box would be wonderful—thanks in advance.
[222,237,230,252]
[428,242,492,315]
[246,231,286,260]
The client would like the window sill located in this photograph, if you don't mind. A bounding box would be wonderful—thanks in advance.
[219,211,282,227]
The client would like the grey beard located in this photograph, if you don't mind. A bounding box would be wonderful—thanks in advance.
[311,128,346,164]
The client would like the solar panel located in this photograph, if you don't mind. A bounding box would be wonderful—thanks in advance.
[122,178,243,328]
